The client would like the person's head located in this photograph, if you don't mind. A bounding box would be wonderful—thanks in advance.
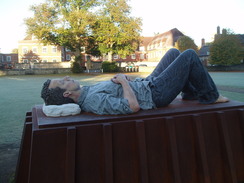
[41,76,81,105]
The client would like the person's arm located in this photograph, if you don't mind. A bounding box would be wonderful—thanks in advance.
[112,74,140,113]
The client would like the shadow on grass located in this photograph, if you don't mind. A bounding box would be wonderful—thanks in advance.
[0,144,19,183]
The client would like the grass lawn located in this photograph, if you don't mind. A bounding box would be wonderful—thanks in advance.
[0,72,243,182]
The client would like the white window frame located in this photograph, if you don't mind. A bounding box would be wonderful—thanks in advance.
[52,59,57,62]
[81,47,85,53]
[131,54,136,59]
[65,47,71,52]
[6,56,11,62]
[140,54,144,59]
[42,46,47,53]
[32,47,38,53]
[22,47,28,54]
[113,55,119,59]
[52,46,57,53]
[139,46,144,51]
[66,54,71,61]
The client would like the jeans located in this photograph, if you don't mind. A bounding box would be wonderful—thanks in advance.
[146,48,219,107]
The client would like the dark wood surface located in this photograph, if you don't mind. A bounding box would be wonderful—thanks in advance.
[15,99,244,183]
[35,98,244,128]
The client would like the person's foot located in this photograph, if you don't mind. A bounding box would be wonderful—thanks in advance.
[215,95,229,103]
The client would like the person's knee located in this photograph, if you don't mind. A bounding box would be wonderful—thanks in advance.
[182,49,197,55]
[168,48,180,55]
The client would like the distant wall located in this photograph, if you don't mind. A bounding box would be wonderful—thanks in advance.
[206,64,244,71]
[15,62,71,69]
[0,68,71,76]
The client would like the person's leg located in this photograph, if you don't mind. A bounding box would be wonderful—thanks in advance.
[146,48,180,79]
[150,49,220,107]
[181,82,198,100]
[146,48,197,100]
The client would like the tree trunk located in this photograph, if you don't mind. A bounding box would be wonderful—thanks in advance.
[107,51,113,62]
[74,48,83,65]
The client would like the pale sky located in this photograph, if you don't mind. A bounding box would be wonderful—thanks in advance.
[0,0,243,53]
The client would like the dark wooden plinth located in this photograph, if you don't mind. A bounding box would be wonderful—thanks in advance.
[15,98,244,183]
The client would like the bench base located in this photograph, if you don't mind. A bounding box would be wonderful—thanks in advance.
[15,99,244,183]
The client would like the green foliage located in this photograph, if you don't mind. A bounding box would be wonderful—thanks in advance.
[24,0,101,64]
[25,0,142,63]
[11,49,18,54]
[175,36,198,52]
[92,0,142,61]
[210,32,242,66]
[71,56,84,73]
[71,61,84,73]
[102,61,119,72]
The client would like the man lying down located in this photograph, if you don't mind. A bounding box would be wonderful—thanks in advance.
[41,49,229,116]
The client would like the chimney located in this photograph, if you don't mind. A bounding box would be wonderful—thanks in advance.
[217,26,220,35]
[201,38,205,47]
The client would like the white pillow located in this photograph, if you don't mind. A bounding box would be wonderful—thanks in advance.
[42,103,81,117]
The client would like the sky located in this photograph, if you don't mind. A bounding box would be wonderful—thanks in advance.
[0,0,243,53]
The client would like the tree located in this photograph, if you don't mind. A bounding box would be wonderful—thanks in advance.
[175,36,198,52]
[24,0,101,65]
[210,30,242,66]
[92,0,142,62]
[11,48,18,53]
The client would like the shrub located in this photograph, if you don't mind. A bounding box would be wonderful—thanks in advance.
[102,61,119,72]
[71,56,84,73]
[71,61,84,73]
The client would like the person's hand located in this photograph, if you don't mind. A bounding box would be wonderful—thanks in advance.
[111,74,131,84]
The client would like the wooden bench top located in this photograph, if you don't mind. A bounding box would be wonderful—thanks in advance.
[33,98,244,129]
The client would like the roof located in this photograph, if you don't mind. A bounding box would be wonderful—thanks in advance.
[24,35,32,40]
[237,34,244,45]
[140,37,153,47]
[148,28,184,47]
[198,45,210,57]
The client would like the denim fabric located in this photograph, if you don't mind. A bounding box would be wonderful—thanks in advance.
[146,48,219,107]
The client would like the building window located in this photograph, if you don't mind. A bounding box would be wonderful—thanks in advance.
[7,56,11,62]
[23,59,29,63]
[66,54,71,61]
[81,47,85,53]
[32,47,38,53]
[42,47,47,53]
[42,59,48,63]
[139,46,144,51]
[52,59,57,62]
[113,55,119,59]
[22,47,28,54]
[131,54,136,59]
[140,54,144,59]
[65,47,71,52]
[52,46,57,53]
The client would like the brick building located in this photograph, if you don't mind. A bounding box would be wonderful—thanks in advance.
[199,26,244,66]
[15,28,184,68]
[0,53,18,69]
[89,28,184,67]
